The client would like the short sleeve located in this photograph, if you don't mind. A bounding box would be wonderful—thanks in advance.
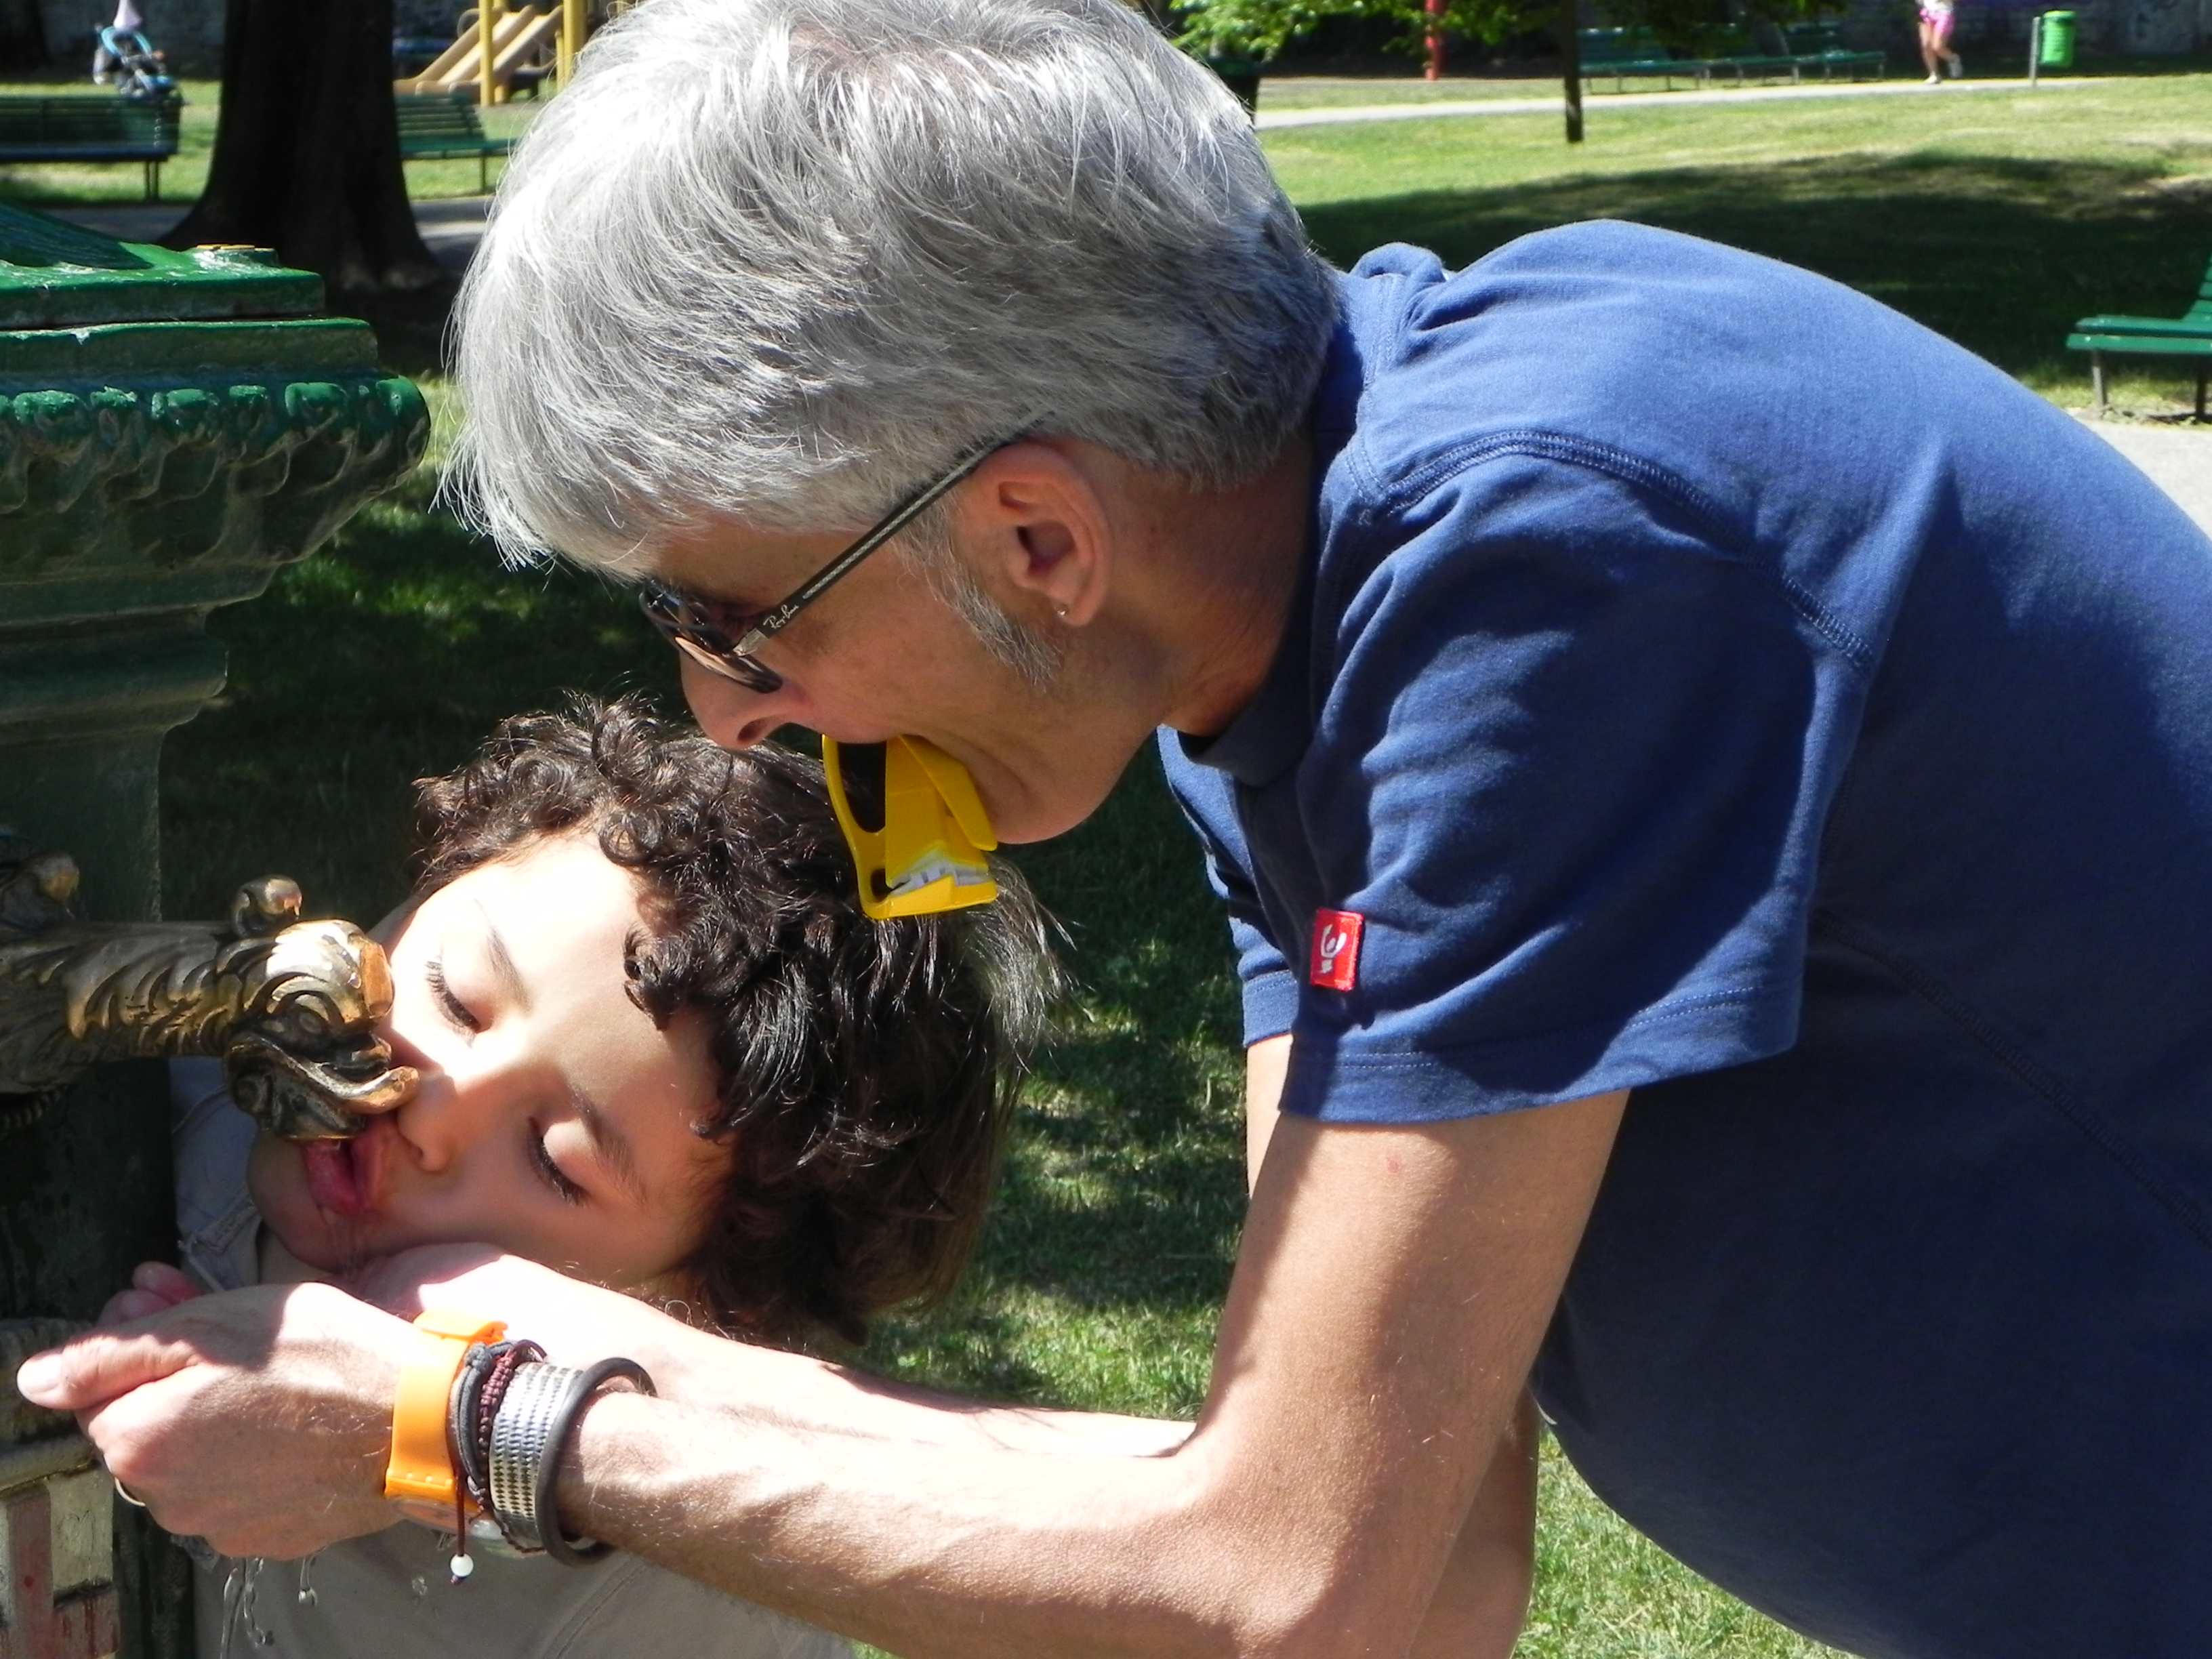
[1155,733,1298,1046]
[1279,449,1877,1122]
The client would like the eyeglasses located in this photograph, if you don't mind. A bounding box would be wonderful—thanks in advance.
[637,432,1014,697]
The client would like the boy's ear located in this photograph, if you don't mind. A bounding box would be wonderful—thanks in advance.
[952,441,1112,628]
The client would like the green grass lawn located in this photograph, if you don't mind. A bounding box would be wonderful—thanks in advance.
[1265,69,2212,416]
[143,66,2212,1659]
[1252,49,2212,108]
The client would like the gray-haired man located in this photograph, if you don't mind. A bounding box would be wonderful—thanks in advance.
[26,2,2212,1656]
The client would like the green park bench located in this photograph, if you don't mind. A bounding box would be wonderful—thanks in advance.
[1578,28,1703,91]
[1777,22,1886,81]
[2068,254,2212,418]
[0,96,180,202]
[1700,27,1800,85]
[394,91,513,192]
[1579,24,1881,93]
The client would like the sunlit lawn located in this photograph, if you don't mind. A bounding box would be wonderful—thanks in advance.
[144,64,2212,1659]
[1266,68,2212,416]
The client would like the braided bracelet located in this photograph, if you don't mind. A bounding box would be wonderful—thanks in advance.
[486,1356,656,1566]
[451,1338,545,1526]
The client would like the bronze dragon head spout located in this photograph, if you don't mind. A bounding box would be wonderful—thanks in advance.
[0,841,417,1140]
[219,907,419,1140]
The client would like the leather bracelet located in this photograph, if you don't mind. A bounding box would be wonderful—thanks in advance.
[486,1356,655,1566]
[384,1309,507,1521]
[453,1338,544,1523]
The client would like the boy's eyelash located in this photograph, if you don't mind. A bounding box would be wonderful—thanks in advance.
[424,958,481,1033]
[530,1126,587,1205]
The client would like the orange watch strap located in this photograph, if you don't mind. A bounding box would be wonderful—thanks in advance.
[384,1307,507,1507]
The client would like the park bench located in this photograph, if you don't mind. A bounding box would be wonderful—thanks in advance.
[1579,22,1883,92]
[1778,21,1887,81]
[394,91,513,191]
[1578,28,1703,91]
[0,95,179,202]
[2068,254,2212,418]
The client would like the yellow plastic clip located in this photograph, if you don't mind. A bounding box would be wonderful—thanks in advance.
[823,736,1000,920]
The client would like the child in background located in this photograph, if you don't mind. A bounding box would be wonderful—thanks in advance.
[1919,0,1963,83]
[127,697,1053,1659]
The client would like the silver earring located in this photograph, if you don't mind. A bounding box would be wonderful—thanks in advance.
[1054,605,1068,619]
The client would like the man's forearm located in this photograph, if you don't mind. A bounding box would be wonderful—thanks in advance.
[624,1319,1191,1458]
[565,1389,1240,1659]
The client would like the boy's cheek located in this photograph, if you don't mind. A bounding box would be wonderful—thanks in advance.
[242,1133,293,1227]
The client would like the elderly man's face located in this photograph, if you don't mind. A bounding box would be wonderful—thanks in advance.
[645,436,1306,842]
[649,518,1145,845]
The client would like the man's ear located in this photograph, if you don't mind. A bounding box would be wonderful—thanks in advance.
[952,440,1113,628]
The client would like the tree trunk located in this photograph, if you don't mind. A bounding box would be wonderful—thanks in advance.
[163,0,445,300]
[1559,0,1583,142]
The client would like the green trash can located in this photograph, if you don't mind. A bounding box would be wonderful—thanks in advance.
[0,202,426,1655]
[2037,9,2076,68]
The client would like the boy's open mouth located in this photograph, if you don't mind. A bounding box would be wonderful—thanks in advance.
[300,1121,386,1216]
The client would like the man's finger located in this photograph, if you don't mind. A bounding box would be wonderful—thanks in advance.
[15,1328,193,1411]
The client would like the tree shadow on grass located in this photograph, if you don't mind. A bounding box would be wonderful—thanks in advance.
[859,755,1252,1412]
[1300,152,2212,390]
[161,471,685,924]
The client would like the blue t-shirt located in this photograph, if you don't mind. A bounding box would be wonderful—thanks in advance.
[1160,222,2212,1658]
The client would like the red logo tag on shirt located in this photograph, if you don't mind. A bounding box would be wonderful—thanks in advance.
[1309,909,1365,991]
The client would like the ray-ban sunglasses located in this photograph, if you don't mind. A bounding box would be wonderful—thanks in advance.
[637,432,1015,696]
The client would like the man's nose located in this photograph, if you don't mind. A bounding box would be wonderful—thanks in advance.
[680,657,803,750]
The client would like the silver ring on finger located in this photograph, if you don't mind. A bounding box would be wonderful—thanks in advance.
[113,1477,148,1509]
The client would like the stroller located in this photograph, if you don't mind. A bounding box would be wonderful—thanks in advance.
[91,2,175,102]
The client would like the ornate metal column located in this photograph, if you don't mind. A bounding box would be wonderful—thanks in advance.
[0,202,428,1656]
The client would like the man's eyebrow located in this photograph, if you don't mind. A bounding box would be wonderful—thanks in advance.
[473,900,530,1013]
[574,1090,648,1208]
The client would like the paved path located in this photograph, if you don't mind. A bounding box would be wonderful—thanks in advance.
[2083,419,2212,537]
[1256,75,2088,129]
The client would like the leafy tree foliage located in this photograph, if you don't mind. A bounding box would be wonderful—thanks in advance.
[1169,0,1832,62]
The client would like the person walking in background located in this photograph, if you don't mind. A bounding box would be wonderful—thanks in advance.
[1919,0,1964,82]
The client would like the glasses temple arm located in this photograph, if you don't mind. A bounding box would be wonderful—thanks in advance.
[732,435,1014,656]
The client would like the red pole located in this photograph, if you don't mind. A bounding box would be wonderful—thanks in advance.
[1426,0,1446,79]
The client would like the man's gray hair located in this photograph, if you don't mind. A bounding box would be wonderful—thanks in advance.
[450,0,1338,569]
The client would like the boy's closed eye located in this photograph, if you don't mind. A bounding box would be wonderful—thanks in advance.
[531,1120,589,1205]
[424,957,482,1035]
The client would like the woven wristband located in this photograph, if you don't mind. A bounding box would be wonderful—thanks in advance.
[384,1308,507,1521]
[487,1356,655,1566]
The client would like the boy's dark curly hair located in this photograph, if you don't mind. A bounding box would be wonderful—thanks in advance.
[412,696,1055,1346]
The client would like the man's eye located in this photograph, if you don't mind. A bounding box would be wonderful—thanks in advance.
[529,1126,587,1205]
[699,596,765,636]
[424,959,483,1033]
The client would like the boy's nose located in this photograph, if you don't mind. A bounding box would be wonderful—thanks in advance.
[392,1074,461,1173]
[390,1059,511,1175]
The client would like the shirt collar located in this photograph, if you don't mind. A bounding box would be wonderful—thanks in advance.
[1171,293,1363,790]
[1174,548,1316,788]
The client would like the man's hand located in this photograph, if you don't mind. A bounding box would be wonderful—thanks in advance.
[16,1282,407,1557]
